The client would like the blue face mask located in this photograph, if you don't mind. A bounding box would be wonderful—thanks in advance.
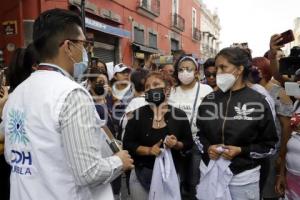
[73,48,88,80]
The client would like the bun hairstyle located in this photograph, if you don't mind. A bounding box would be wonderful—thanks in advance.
[215,47,252,80]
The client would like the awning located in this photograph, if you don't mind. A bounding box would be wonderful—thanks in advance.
[132,43,160,54]
[85,17,131,38]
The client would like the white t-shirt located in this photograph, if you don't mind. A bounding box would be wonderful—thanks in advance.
[286,132,300,176]
[125,96,148,113]
[169,83,213,137]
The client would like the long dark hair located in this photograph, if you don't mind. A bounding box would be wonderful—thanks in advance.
[7,43,39,93]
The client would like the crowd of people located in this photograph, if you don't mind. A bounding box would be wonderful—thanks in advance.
[0,8,300,200]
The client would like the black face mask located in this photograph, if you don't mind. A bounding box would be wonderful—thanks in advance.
[94,83,105,95]
[145,88,166,106]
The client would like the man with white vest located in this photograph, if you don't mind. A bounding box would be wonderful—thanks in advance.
[1,9,134,200]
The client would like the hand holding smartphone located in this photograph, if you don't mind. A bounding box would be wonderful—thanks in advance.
[277,30,295,46]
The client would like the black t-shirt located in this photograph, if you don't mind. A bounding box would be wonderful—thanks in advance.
[123,105,194,171]
[135,126,168,169]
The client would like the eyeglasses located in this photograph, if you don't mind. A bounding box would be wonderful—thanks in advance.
[59,39,91,49]
[205,72,217,78]
[178,67,194,73]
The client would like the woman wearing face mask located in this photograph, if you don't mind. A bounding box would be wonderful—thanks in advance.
[250,57,293,200]
[169,55,213,199]
[123,72,193,200]
[275,71,300,199]
[88,68,112,123]
[196,47,278,200]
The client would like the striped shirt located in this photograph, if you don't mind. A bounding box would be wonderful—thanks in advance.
[59,88,123,186]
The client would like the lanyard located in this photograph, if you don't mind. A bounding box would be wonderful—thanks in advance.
[38,65,66,76]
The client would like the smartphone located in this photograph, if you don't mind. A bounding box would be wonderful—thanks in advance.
[285,82,300,97]
[277,30,295,46]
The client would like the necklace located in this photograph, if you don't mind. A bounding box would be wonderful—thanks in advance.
[154,117,164,128]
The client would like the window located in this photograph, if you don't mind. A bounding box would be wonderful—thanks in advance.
[134,27,145,45]
[171,39,179,51]
[141,0,150,9]
[172,0,179,14]
[192,8,197,35]
[149,32,157,48]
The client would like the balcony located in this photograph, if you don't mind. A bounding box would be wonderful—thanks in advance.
[137,0,160,19]
[171,13,185,32]
[193,27,201,41]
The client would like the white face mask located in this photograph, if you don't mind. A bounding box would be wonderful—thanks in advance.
[216,71,238,92]
[178,70,195,85]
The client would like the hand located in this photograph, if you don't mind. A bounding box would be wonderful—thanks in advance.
[149,140,163,156]
[270,34,284,54]
[221,145,241,160]
[165,135,177,149]
[145,54,160,68]
[0,86,8,116]
[275,174,286,196]
[208,145,223,160]
[115,150,134,171]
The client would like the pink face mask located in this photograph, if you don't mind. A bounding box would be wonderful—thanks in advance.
[178,70,195,85]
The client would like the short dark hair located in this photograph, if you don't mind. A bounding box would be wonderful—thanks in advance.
[130,68,149,93]
[203,58,215,70]
[216,47,252,80]
[33,8,82,61]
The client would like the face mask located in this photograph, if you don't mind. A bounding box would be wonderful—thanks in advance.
[73,48,89,80]
[178,70,195,85]
[216,71,238,92]
[145,88,166,106]
[94,83,105,95]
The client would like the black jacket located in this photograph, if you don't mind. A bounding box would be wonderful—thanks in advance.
[123,105,193,170]
[196,87,278,175]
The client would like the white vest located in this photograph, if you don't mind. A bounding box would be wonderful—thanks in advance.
[2,69,114,200]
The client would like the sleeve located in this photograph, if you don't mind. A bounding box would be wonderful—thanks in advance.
[240,99,278,159]
[59,89,123,187]
[196,102,211,154]
[276,89,293,117]
[122,111,140,155]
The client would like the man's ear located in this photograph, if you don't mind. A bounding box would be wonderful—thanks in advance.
[62,40,72,55]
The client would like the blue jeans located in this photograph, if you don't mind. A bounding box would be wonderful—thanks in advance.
[229,182,260,200]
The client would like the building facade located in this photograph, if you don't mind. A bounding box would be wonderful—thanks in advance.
[0,0,203,68]
[293,17,300,46]
[199,0,220,61]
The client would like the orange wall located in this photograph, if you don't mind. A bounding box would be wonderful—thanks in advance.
[0,0,23,65]
[0,0,201,66]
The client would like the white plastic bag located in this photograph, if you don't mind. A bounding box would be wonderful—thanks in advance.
[149,148,181,200]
